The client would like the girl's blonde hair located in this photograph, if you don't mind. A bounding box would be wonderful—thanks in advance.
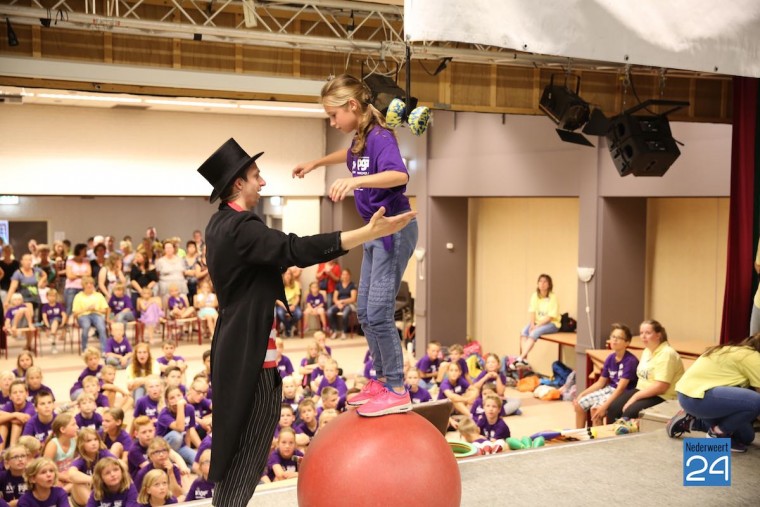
[138,469,172,504]
[24,457,58,491]
[92,457,130,500]
[75,429,107,471]
[457,418,479,437]
[16,350,34,373]
[83,346,101,362]
[44,413,75,450]
[131,343,154,377]
[320,74,390,156]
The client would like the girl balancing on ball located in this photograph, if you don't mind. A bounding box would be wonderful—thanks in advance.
[294,74,418,417]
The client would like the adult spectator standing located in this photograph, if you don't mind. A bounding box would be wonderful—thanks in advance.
[316,259,342,307]
[65,244,91,316]
[0,245,20,303]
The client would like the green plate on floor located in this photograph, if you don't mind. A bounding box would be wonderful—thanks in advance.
[450,441,479,458]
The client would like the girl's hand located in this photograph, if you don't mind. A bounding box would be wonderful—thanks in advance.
[329,177,358,202]
[293,162,317,179]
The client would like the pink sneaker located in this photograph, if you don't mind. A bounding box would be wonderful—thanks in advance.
[356,387,412,417]
[347,379,386,406]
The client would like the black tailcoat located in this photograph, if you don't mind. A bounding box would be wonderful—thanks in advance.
[205,203,346,481]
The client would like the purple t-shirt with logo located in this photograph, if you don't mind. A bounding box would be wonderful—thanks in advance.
[156,405,195,437]
[347,125,410,223]
[416,356,441,378]
[17,487,69,507]
[105,337,132,356]
[41,303,65,324]
[27,385,55,404]
[108,294,134,314]
[194,435,212,465]
[477,417,511,440]
[265,449,303,482]
[408,386,432,404]
[0,469,26,502]
[317,376,347,398]
[189,399,212,431]
[305,293,325,308]
[4,305,25,322]
[437,376,470,400]
[71,449,116,475]
[186,478,215,501]
[470,396,507,425]
[75,412,103,431]
[602,350,639,390]
[277,356,294,379]
[101,429,133,453]
[84,482,138,507]
[133,396,160,421]
[156,355,185,367]
[2,400,36,417]
[167,295,187,310]
[127,441,148,478]
[22,414,55,442]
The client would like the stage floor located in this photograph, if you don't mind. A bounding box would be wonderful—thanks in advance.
[239,430,759,507]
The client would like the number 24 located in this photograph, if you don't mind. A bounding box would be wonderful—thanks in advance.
[685,455,729,482]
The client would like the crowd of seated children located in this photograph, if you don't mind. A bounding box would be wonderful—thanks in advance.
[574,323,638,428]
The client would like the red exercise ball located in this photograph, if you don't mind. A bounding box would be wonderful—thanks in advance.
[298,410,461,507]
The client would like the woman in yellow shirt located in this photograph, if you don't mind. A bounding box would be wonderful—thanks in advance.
[606,320,684,421]
[667,334,760,453]
[515,274,561,367]
[276,270,302,337]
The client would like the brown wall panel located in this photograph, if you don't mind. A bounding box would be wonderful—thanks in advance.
[41,28,104,61]
[496,66,534,109]
[112,35,173,67]
[180,40,236,71]
[451,62,490,106]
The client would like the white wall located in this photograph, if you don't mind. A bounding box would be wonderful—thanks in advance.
[0,104,327,197]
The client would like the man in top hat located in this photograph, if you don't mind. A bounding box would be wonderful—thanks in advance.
[197,138,416,507]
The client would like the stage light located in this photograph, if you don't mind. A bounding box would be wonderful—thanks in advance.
[363,74,416,117]
[6,18,18,47]
[539,74,594,147]
[605,99,688,177]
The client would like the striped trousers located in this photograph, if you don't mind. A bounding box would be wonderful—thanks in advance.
[213,368,282,507]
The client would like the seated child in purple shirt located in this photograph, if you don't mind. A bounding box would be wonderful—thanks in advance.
[458,418,504,455]
[70,347,103,402]
[133,439,182,498]
[84,457,138,507]
[40,289,66,353]
[281,376,301,416]
[133,377,162,423]
[445,344,470,382]
[104,323,133,370]
[74,393,103,431]
[68,428,117,507]
[16,457,69,507]
[437,362,476,416]
[127,416,154,479]
[157,341,187,376]
[186,377,212,439]
[3,294,33,349]
[295,399,319,447]
[167,285,195,321]
[81,376,110,410]
[315,360,347,400]
[405,368,432,405]
[0,379,35,441]
[574,323,639,428]
[476,395,511,442]
[415,341,443,390]
[186,449,215,501]
[315,387,342,418]
[137,468,178,506]
[470,383,517,425]
[303,281,328,332]
[107,283,135,324]
[99,365,132,414]
[25,367,54,405]
[22,391,56,444]
[265,428,303,482]
[308,352,330,395]
[0,444,28,505]
[99,408,132,461]
[472,353,509,396]
[272,404,302,447]
[275,338,294,379]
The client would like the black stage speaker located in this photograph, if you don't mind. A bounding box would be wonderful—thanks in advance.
[606,114,680,177]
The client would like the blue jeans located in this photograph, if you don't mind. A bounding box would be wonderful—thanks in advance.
[113,309,135,324]
[521,322,559,340]
[357,219,417,389]
[78,313,107,350]
[276,305,302,335]
[164,430,197,466]
[678,387,760,445]
[327,304,355,333]
[64,288,82,316]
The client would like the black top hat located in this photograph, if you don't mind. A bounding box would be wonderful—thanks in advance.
[197,138,264,203]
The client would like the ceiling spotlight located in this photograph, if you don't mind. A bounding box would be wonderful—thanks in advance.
[539,74,594,147]
[605,99,689,177]
[6,18,18,47]
[363,74,416,116]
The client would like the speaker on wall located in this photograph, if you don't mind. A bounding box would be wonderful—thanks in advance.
[606,113,681,177]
